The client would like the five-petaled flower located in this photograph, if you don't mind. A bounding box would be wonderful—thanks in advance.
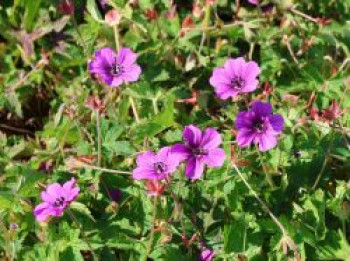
[34,178,80,222]
[89,47,141,87]
[132,147,180,180]
[172,125,225,180]
[209,57,260,100]
[235,101,284,152]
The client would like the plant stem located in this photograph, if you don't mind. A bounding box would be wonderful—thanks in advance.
[129,96,140,123]
[113,24,120,51]
[312,130,335,189]
[67,209,97,260]
[290,8,318,24]
[79,163,132,175]
[96,111,102,167]
[231,163,300,259]
[256,148,275,188]
[144,196,158,261]
[152,98,159,114]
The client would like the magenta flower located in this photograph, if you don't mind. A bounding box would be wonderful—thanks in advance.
[172,125,225,180]
[89,47,141,87]
[209,57,260,100]
[132,147,180,180]
[235,101,284,152]
[248,0,259,5]
[200,249,215,261]
[33,178,80,222]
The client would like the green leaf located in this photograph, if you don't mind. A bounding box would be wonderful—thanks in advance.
[24,0,42,31]
[70,202,95,222]
[86,0,103,22]
[316,230,350,261]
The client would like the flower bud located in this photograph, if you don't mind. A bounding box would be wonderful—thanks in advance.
[105,9,121,26]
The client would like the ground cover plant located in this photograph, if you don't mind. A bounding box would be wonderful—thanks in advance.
[0,0,349,260]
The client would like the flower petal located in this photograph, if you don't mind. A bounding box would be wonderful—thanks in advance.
[203,148,225,167]
[121,64,142,82]
[257,134,277,151]
[224,57,245,78]
[109,76,124,87]
[236,129,256,148]
[185,157,205,180]
[34,202,51,222]
[201,128,222,150]
[241,79,259,93]
[117,48,138,67]
[94,47,117,67]
[209,67,232,87]
[251,101,272,117]
[269,114,284,133]
[171,144,192,161]
[45,183,64,199]
[235,111,253,130]
[243,61,260,81]
[215,87,239,100]
[183,125,203,147]
[136,151,156,166]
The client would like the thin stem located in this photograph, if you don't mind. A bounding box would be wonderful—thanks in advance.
[231,163,300,258]
[95,112,102,167]
[129,97,140,123]
[113,24,120,51]
[290,8,318,24]
[256,148,275,188]
[84,164,131,175]
[312,130,335,189]
[67,209,97,260]
[144,196,158,261]
[232,165,284,231]
[248,42,255,61]
[152,98,159,114]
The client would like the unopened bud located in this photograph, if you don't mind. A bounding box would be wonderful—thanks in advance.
[105,9,121,26]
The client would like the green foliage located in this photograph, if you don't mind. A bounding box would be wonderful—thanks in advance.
[0,0,349,260]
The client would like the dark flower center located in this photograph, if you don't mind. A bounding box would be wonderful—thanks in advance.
[192,147,208,156]
[111,58,123,75]
[231,76,245,90]
[154,162,166,174]
[253,121,266,133]
[53,196,65,207]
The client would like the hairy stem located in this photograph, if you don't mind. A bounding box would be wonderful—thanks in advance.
[96,112,102,167]
[257,148,275,188]
[144,196,158,261]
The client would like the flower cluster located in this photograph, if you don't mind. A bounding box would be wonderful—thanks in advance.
[34,31,285,261]
[210,57,284,151]
[132,125,226,181]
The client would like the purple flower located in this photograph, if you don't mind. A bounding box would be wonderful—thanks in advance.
[235,101,284,152]
[132,147,180,180]
[172,125,226,180]
[200,249,215,261]
[89,47,141,87]
[248,0,259,5]
[209,57,260,100]
[33,178,80,222]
